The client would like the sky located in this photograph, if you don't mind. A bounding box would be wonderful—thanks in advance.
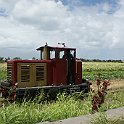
[0,0,124,60]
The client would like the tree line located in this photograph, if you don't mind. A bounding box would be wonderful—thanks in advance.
[0,57,37,63]
[80,58,124,63]
[0,57,22,63]
[0,56,123,63]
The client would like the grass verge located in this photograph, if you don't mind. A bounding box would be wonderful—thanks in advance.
[0,93,92,124]
[91,112,124,124]
[0,89,124,124]
[98,90,124,112]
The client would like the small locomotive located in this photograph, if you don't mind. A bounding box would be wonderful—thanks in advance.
[0,44,90,100]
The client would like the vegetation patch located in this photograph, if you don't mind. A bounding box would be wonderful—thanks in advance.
[0,93,92,124]
[91,112,124,124]
[0,90,124,124]
[99,90,124,111]
[0,63,6,83]
[82,62,124,80]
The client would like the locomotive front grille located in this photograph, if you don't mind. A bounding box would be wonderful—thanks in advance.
[7,63,12,82]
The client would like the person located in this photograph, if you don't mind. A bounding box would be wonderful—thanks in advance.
[66,50,74,61]
[66,50,74,85]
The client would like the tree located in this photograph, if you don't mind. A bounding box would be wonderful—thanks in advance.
[13,57,22,60]
[0,57,4,63]
[32,57,36,60]
[4,57,11,62]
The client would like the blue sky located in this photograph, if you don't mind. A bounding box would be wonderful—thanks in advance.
[58,0,118,7]
[60,0,115,6]
[0,0,124,60]
[59,0,120,14]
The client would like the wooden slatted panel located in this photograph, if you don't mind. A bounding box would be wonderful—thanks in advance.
[17,63,47,88]
[35,63,47,86]
[36,66,44,81]
[17,63,33,88]
[21,65,30,82]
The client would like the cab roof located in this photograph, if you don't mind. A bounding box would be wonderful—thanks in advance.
[36,45,76,51]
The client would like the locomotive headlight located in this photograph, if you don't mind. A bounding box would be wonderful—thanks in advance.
[15,83,18,86]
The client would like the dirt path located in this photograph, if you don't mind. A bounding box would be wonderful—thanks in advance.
[91,79,124,91]
[109,80,124,90]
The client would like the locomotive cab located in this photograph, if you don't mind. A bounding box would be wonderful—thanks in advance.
[37,45,81,85]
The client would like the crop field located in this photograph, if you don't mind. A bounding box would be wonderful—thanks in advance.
[82,62,124,80]
[0,63,6,83]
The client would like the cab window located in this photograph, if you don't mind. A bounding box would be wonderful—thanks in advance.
[59,51,64,59]
[50,50,55,59]
[70,50,75,58]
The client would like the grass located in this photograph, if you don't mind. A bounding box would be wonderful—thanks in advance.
[0,90,124,124]
[98,90,124,112]
[0,63,6,83]
[82,62,124,80]
[91,112,124,124]
[0,93,92,124]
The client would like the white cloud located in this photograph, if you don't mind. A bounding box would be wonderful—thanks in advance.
[12,0,69,30]
[0,0,124,59]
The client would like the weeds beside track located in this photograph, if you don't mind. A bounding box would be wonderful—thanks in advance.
[0,90,124,124]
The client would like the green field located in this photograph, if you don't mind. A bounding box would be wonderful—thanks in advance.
[0,63,6,82]
[82,62,124,80]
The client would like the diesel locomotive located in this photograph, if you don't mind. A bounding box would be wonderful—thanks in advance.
[0,44,90,100]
